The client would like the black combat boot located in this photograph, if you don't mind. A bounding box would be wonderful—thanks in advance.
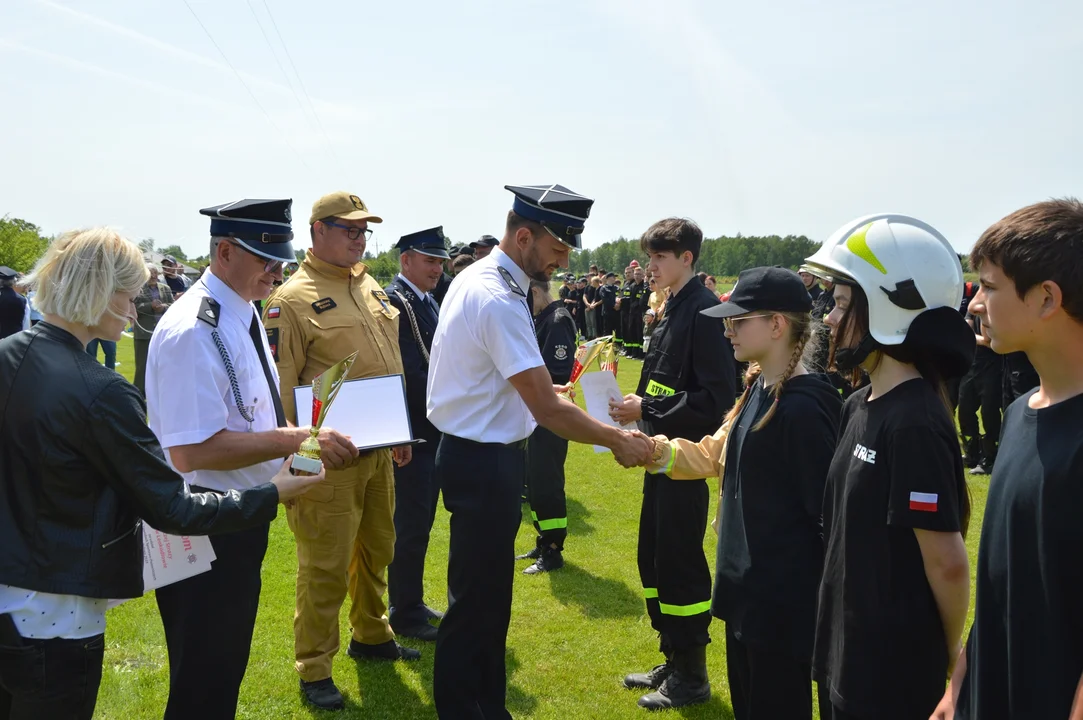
[623,648,673,690]
[523,546,564,575]
[637,645,710,710]
[516,537,543,561]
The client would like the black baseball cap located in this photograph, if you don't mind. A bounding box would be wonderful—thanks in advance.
[701,266,812,319]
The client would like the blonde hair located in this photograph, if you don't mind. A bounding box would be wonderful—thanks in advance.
[723,311,817,432]
[23,227,149,326]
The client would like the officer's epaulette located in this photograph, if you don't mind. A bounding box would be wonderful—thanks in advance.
[497,266,525,297]
[197,297,220,328]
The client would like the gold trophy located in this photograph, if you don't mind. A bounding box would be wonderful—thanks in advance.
[558,335,611,401]
[291,352,358,475]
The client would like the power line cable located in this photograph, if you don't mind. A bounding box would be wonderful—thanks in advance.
[178,0,310,170]
[258,0,343,173]
[244,0,341,172]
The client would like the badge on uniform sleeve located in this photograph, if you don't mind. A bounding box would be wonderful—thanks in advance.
[266,306,280,319]
[554,344,568,360]
[197,297,220,328]
[372,289,394,318]
[264,327,280,361]
[311,297,337,314]
[909,492,938,512]
[497,266,525,297]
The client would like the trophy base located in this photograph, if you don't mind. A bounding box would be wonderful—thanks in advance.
[290,454,323,475]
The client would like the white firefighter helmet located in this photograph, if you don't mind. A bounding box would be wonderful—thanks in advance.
[804,214,964,346]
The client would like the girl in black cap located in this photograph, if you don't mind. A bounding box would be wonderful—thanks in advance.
[804,215,975,720]
[643,265,842,719]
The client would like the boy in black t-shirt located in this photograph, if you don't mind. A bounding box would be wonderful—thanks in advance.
[932,198,1083,720]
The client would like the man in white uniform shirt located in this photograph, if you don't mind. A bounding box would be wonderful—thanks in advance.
[146,199,358,720]
[427,184,653,719]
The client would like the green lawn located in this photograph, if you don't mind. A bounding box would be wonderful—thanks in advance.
[93,336,989,719]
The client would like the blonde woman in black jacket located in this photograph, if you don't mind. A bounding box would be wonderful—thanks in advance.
[0,228,324,719]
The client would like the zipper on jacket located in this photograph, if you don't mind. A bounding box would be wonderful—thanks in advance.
[101,521,141,549]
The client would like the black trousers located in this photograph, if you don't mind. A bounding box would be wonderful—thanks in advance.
[624,309,643,351]
[1002,351,1039,409]
[389,447,440,628]
[133,337,150,395]
[637,473,712,650]
[726,626,821,720]
[602,310,618,339]
[525,425,569,551]
[155,520,270,720]
[613,309,625,343]
[433,435,525,720]
[0,631,104,720]
[958,349,1002,468]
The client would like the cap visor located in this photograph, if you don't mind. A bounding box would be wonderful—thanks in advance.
[234,239,296,263]
[412,248,450,259]
[334,210,383,223]
[700,300,753,319]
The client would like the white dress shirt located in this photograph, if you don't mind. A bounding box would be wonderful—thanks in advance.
[426,247,544,443]
[396,273,437,309]
[146,269,282,492]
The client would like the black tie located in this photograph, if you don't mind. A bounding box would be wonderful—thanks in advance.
[425,295,438,318]
[249,313,287,428]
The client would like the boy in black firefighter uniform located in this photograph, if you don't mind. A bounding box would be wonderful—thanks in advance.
[618,266,635,354]
[601,272,620,337]
[517,279,579,574]
[609,218,736,710]
[958,306,1002,474]
[626,267,648,359]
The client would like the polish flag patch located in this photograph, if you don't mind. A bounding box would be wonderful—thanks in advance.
[909,492,939,512]
[266,307,280,319]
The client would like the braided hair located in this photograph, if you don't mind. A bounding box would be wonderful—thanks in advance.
[722,310,817,432]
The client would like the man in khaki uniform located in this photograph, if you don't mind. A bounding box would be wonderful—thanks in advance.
[263,191,417,712]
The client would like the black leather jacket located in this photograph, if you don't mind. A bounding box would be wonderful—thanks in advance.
[0,323,280,599]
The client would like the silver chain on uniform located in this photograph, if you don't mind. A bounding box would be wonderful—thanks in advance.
[210,328,255,425]
[392,289,430,365]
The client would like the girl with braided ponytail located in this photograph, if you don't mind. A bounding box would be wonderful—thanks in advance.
[645,266,843,720]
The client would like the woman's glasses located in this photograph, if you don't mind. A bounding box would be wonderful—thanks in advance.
[722,313,775,333]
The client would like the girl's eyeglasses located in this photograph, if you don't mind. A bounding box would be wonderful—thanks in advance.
[722,313,775,332]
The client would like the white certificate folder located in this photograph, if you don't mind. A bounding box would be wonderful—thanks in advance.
[292,374,419,452]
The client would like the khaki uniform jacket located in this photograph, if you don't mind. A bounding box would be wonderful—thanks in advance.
[262,251,403,425]
[648,417,733,533]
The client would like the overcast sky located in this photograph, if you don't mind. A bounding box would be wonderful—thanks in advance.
[2,0,1080,259]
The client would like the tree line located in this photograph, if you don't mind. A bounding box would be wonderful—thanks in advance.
[1,217,829,283]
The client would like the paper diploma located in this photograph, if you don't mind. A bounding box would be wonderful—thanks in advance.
[108,525,216,608]
[579,370,637,454]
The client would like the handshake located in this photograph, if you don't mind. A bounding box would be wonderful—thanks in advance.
[610,430,656,469]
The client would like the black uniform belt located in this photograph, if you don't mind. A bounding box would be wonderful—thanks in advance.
[443,434,528,451]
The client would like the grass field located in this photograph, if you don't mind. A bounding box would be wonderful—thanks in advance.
[92,335,989,719]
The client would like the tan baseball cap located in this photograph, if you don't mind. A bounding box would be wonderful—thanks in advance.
[309,191,383,225]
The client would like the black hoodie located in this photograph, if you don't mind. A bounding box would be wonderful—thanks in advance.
[714,372,842,662]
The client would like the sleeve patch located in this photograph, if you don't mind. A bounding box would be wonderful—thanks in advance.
[266,327,279,362]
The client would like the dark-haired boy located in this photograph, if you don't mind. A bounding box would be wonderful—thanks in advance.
[609,218,736,710]
[932,197,1083,720]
